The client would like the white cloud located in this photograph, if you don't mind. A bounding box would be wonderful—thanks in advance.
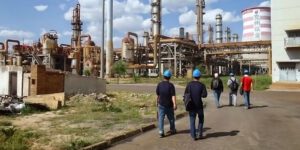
[34,5,48,12]
[179,10,196,26]
[259,1,271,7]
[0,28,34,39]
[63,31,72,36]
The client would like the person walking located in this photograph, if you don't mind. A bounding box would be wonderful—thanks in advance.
[227,73,239,106]
[184,69,207,140]
[241,70,253,109]
[156,70,177,138]
[211,73,224,108]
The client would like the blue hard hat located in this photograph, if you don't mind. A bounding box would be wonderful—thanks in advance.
[163,70,172,78]
[193,69,201,78]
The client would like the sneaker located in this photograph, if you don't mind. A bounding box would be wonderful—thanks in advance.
[159,133,165,138]
[244,106,249,109]
[170,129,177,134]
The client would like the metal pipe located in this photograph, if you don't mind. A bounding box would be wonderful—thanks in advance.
[100,0,105,78]
[127,32,139,48]
[106,0,113,77]
[60,44,71,47]
[5,39,20,53]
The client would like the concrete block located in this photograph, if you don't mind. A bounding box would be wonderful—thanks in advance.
[23,92,65,110]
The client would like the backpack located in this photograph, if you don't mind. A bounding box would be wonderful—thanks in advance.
[183,84,194,111]
[212,79,219,89]
[230,79,238,91]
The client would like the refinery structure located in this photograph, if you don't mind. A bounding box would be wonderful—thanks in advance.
[0,0,278,97]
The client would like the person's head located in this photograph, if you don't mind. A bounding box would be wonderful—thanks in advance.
[163,70,172,80]
[193,69,201,80]
[244,70,249,76]
[214,73,219,78]
[229,73,234,77]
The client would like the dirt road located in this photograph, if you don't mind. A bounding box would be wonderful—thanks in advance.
[107,84,300,150]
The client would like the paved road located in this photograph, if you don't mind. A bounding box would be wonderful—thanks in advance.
[107,84,300,150]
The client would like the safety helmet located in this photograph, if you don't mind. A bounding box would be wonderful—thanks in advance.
[193,69,201,78]
[244,70,249,74]
[229,73,234,76]
[163,70,172,78]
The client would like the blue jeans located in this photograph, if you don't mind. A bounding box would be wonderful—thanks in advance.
[189,109,204,138]
[213,90,222,107]
[243,91,251,108]
[158,105,175,134]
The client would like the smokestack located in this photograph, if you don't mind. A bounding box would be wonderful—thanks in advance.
[196,0,205,44]
[106,0,113,78]
[215,14,223,43]
[151,0,161,37]
[179,27,185,39]
[232,34,239,42]
[208,24,214,43]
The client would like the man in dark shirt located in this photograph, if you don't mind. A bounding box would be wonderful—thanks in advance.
[185,69,207,140]
[211,73,224,108]
[156,70,177,138]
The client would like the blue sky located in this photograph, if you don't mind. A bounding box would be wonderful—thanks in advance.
[0,0,270,48]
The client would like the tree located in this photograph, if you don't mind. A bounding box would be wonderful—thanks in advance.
[112,60,127,84]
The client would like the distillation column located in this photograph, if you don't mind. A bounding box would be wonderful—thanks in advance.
[196,0,205,44]
[216,14,223,43]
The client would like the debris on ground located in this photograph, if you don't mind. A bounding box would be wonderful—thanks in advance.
[0,95,25,114]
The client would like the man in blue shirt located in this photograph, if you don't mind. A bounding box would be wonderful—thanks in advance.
[185,69,207,140]
[156,70,177,138]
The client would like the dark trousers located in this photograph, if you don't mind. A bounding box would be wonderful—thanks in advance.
[189,109,204,138]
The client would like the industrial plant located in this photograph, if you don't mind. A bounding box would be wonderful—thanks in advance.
[2,0,293,110]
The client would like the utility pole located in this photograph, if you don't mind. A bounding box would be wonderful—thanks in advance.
[100,0,105,78]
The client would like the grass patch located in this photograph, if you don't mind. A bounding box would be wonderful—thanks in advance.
[109,75,272,91]
[0,127,40,150]
[1,92,186,150]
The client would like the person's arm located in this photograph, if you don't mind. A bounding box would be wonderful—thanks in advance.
[156,85,159,106]
[172,96,177,110]
[171,84,177,110]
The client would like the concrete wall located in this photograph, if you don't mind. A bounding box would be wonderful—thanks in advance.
[272,0,300,82]
[0,66,23,97]
[23,73,31,97]
[64,74,106,97]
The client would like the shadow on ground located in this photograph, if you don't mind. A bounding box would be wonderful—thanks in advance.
[205,130,240,138]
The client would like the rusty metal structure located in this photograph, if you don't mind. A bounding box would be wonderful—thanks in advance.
[0,3,102,77]
[0,0,272,79]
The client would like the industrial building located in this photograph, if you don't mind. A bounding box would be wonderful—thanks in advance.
[271,0,300,84]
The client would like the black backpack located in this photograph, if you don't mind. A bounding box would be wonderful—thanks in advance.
[183,84,194,111]
[230,79,238,91]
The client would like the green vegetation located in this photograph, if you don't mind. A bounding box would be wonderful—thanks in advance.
[0,92,185,150]
[0,127,39,150]
[108,75,272,91]
[112,60,127,84]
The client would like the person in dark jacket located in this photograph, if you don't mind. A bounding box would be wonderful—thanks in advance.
[211,73,224,108]
[156,70,177,138]
[184,69,207,140]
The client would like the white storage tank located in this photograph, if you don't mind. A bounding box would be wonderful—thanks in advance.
[242,7,271,41]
